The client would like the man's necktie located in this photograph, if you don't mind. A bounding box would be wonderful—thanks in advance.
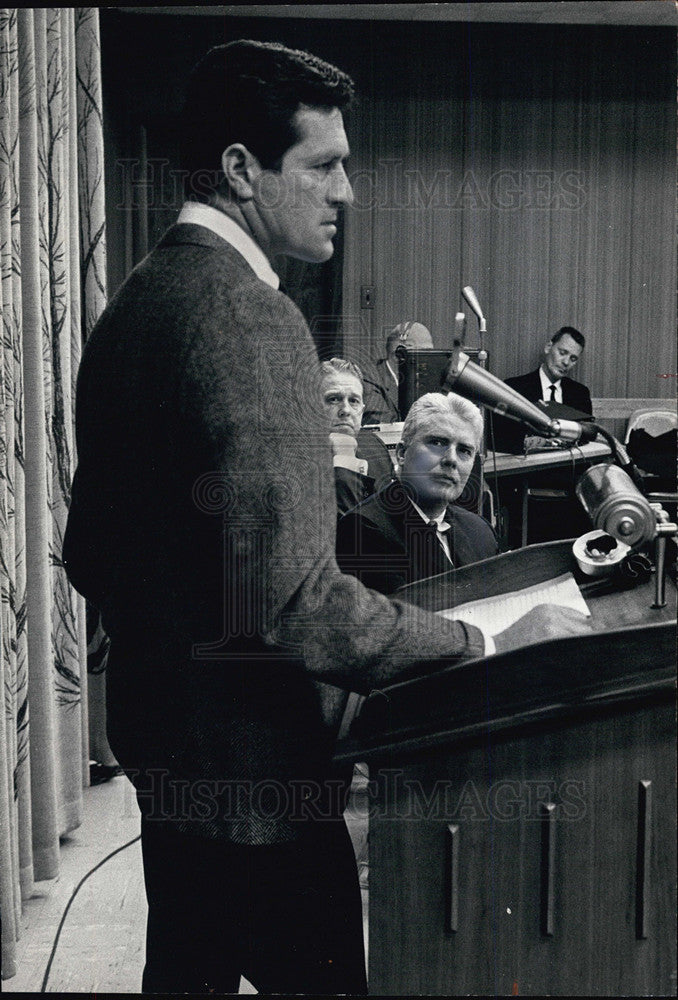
[412,521,451,580]
[549,383,557,402]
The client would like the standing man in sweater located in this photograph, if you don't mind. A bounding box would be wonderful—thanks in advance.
[63,40,588,994]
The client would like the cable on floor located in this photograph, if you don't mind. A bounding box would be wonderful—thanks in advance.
[40,833,142,992]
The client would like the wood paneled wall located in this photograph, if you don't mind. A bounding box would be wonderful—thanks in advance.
[339,21,677,402]
[100,12,676,404]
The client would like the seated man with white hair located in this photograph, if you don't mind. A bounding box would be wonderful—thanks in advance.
[336,392,497,595]
[361,320,433,425]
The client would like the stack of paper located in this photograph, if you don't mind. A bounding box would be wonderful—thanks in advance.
[438,572,590,637]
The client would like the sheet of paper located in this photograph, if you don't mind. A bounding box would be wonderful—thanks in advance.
[438,572,590,637]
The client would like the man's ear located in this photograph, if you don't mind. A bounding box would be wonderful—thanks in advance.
[395,442,406,466]
[543,340,553,355]
[221,143,261,200]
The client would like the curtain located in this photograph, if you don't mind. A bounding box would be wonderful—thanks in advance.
[0,8,107,980]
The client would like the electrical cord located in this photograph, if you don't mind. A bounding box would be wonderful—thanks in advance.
[40,833,141,992]
[486,411,502,534]
[588,422,646,491]
[569,442,586,488]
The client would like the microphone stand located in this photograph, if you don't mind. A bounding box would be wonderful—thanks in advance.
[476,317,488,370]
[474,319,488,524]
[458,306,489,523]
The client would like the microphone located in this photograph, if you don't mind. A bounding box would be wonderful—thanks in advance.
[444,350,598,445]
[453,312,466,347]
[462,286,486,334]
[575,464,656,548]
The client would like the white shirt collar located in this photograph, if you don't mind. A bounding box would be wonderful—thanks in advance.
[176,202,280,290]
[407,496,451,534]
[539,366,561,401]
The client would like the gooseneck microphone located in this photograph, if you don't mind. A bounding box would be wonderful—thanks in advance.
[461,286,487,334]
[443,349,598,445]
[442,348,656,546]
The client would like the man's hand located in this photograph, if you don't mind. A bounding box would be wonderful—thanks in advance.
[493,604,592,655]
[329,432,358,458]
[524,434,560,451]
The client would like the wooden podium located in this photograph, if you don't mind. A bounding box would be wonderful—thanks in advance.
[335,541,676,996]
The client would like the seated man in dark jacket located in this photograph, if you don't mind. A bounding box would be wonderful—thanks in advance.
[493,326,593,453]
[336,392,497,595]
[320,357,394,513]
[360,320,433,425]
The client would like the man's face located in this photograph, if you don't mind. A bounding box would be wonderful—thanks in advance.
[322,373,364,437]
[397,412,477,515]
[251,105,353,263]
[543,333,582,381]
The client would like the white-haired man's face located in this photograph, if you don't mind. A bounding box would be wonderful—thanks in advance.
[396,411,477,518]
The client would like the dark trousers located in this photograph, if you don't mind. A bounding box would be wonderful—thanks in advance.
[140,814,367,995]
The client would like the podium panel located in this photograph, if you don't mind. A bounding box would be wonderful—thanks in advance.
[368,702,674,996]
[336,541,676,996]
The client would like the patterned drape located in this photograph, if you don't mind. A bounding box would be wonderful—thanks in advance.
[0,8,107,980]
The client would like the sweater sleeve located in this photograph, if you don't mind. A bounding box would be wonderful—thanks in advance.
[178,281,486,695]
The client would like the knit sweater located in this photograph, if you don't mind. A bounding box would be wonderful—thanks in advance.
[64,223,485,843]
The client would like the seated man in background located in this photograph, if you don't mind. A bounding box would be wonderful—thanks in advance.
[337,392,498,595]
[493,326,592,454]
[321,358,394,513]
[361,320,433,425]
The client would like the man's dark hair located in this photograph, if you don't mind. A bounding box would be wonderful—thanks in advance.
[551,326,586,349]
[181,39,355,200]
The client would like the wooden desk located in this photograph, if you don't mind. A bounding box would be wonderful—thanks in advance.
[483,442,612,547]
[336,542,676,997]
[373,429,612,475]
[484,440,612,478]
